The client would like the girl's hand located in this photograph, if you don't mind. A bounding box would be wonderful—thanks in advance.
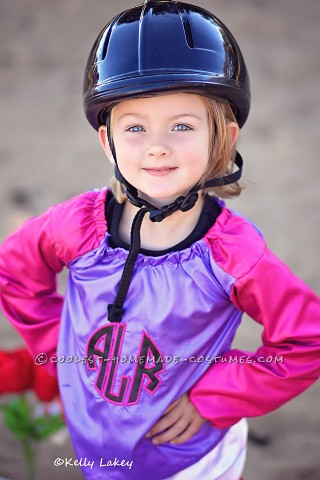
[145,393,206,445]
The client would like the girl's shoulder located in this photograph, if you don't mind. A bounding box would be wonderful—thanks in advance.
[203,203,267,280]
[50,187,108,264]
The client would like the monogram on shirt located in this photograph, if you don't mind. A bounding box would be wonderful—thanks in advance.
[86,323,165,405]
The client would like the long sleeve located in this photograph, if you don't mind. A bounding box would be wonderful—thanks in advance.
[190,211,320,429]
[0,189,108,377]
[0,207,65,375]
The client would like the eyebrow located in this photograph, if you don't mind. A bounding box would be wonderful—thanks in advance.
[118,113,203,121]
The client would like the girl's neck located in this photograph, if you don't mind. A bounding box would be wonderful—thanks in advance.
[118,193,205,251]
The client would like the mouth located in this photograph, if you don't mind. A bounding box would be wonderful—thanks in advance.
[143,167,177,177]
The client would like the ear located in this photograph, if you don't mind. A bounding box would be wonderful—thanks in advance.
[226,121,239,150]
[98,125,115,165]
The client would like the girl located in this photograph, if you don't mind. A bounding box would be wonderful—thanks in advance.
[0,1,319,479]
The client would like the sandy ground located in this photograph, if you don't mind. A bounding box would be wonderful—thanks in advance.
[0,0,319,479]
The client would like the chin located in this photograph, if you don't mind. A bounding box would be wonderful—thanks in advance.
[138,189,183,206]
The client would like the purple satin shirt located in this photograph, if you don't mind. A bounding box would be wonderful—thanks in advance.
[58,230,239,479]
[1,188,319,480]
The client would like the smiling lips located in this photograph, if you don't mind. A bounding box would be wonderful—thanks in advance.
[143,167,178,176]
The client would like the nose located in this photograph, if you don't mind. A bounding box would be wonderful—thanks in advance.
[146,135,170,158]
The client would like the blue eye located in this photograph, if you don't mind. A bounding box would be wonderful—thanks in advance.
[173,124,192,131]
[127,125,144,132]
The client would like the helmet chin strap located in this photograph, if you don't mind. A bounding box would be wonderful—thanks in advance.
[107,115,243,223]
[105,115,243,323]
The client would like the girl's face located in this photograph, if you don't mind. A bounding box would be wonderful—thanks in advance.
[100,93,210,205]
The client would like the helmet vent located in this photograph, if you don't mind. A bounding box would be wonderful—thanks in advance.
[101,12,126,61]
[101,28,112,61]
[180,13,194,48]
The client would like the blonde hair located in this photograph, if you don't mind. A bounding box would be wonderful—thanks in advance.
[109,95,243,202]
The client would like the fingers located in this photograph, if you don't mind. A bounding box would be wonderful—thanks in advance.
[146,401,182,438]
[170,417,205,444]
[151,414,206,445]
[152,416,190,444]
[161,396,181,415]
[145,392,206,445]
[146,394,206,445]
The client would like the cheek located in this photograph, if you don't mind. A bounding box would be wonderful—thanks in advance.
[113,138,141,166]
[115,135,143,155]
[196,131,210,163]
[181,136,209,165]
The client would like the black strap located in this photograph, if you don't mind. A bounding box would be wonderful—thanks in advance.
[108,207,148,322]
[202,152,243,187]
[115,152,242,222]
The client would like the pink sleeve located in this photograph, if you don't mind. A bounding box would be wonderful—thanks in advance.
[189,214,320,429]
[0,189,107,376]
[0,207,65,375]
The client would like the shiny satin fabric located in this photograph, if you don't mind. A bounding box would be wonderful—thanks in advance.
[190,235,320,428]
[163,418,248,480]
[1,188,320,480]
[58,229,240,479]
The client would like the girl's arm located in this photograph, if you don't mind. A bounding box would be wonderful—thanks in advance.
[0,207,65,376]
[0,190,106,377]
[189,219,320,429]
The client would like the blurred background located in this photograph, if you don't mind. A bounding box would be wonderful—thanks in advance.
[0,0,319,479]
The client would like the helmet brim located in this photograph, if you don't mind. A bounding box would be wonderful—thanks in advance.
[84,74,250,130]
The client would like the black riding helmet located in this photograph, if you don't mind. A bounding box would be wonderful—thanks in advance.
[84,0,250,130]
[82,0,251,322]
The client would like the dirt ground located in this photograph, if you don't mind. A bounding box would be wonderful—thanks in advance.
[0,0,319,479]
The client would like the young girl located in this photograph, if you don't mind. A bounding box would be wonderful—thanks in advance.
[0,1,319,479]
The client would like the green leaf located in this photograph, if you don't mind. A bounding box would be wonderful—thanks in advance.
[0,395,64,443]
[1,396,30,418]
[33,414,64,441]
[0,401,32,439]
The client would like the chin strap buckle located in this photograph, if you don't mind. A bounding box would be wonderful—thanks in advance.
[179,191,199,212]
[148,191,199,222]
